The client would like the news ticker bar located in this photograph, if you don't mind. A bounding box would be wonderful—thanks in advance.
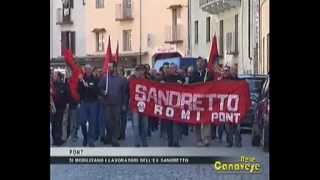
[51,156,235,164]
[50,148,243,164]
[51,147,245,156]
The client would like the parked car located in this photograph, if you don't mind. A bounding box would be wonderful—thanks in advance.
[238,75,267,135]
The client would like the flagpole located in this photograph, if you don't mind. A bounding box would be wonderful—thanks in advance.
[204,68,208,83]
[105,71,109,95]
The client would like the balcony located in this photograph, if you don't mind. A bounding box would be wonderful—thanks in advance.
[199,0,241,14]
[56,8,73,25]
[164,25,184,44]
[115,3,134,21]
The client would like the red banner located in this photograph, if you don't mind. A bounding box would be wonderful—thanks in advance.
[129,79,252,125]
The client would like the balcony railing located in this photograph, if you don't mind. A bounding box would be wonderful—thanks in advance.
[164,25,184,44]
[56,8,73,25]
[200,0,241,14]
[115,3,134,21]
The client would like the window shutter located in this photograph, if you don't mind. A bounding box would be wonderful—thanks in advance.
[195,21,198,44]
[102,33,105,51]
[61,32,67,56]
[123,31,126,51]
[219,20,224,56]
[235,14,238,54]
[70,0,74,9]
[206,17,210,42]
[71,32,76,55]
[267,33,270,72]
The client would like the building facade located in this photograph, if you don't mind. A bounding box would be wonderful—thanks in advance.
[51,0,189,75]
[51,0,87,69]
[259,0,269,75]
[191,0,259,75]
[85,0,189,75]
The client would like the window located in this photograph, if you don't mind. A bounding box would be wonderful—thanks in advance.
[194,20,198,44]
[123,0,132,17]
[96,0,104,9]
[61,31,76,55]
[123,30,132,51]
[219,20,224,56]
[206,17,211,42]
[95,31,105,52]
[235,14,239,54]
[124,0,132,8]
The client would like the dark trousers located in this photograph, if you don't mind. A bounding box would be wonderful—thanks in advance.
[51,109,64,144]
[79,101,98,145]
[120,110,127,138]
[96,101,106,139]
[105,105,121,143]
[211,124,225,140]
[181,124,189,136]
[80,122,88,144]
[150,118,158,131]
[226,124,241,146]
[166,121,180,146]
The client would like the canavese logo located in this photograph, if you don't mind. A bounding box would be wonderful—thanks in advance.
[213,156,262,173]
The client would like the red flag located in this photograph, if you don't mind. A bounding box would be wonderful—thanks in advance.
[207,35,219,73]
[114,40,120,64]
[63,49,82,102]
[103,36,113,74]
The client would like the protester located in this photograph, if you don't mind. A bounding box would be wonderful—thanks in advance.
[144,64,151,78]
[78,64,100,147]
[190,57,213,146]
[222,65,242,147]
[51,72,69,146]
[180,65,195,137]
[68,80,81,143]
[159,62,170,139]
[130,65,149,147]
[99,62,127,147]
[162,63,184,147]
[117,66,129,140]
[63,76,71,140]
[92,68,105,142]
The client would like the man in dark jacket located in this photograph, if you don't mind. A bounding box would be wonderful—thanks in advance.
[190,57,213,146]
[130,65,149,147]
[162,63,184,147]
[222,66,242,147]
[78,64,100,147]
[51,72,69,146]
[98,63,127,147]
[117,66,129,140]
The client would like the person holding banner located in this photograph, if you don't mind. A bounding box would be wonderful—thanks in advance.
[222,65,242,147]
[159,62,170,138]
[162,63,185,147]
[190,57,213,146]
[98,63,127,147]
[130,65,149,147]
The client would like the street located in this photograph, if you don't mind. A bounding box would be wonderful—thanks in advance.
[51,121,269,180]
